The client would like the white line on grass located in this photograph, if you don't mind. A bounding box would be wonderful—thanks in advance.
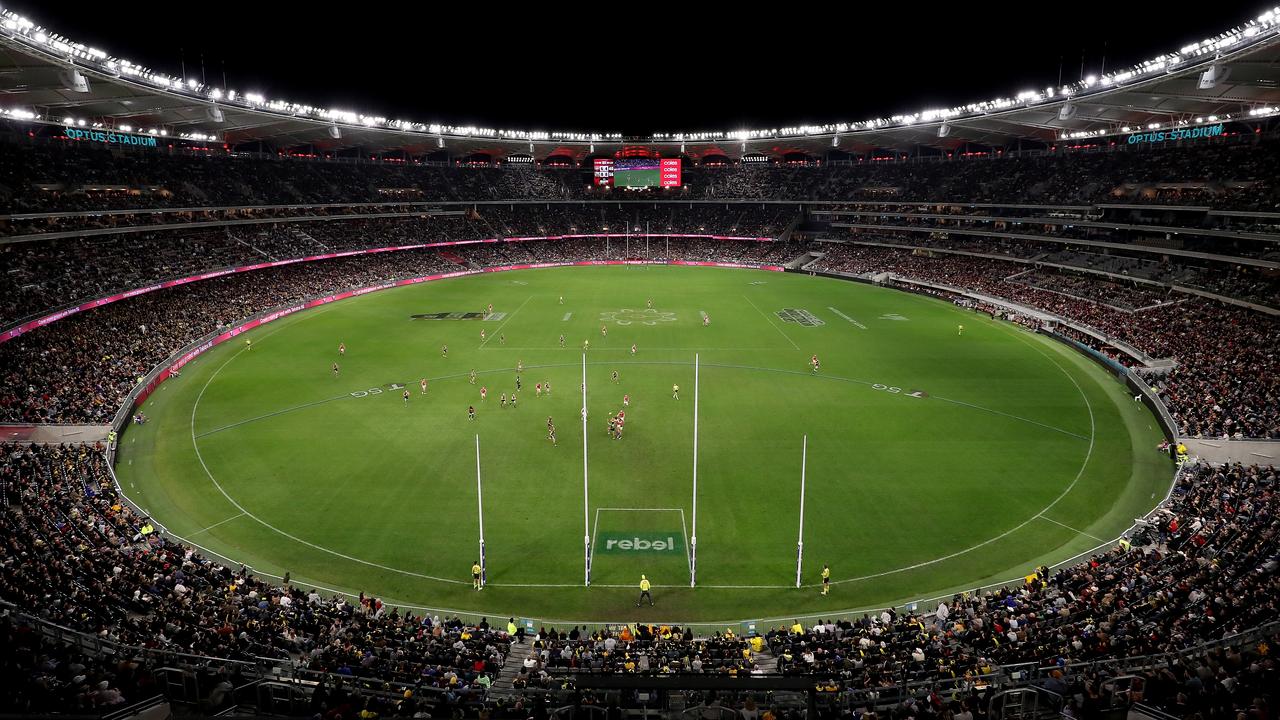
[1038,515,1106,542]
[190,348,471,586]
[816,332,1097,588]
[743,294,800,350]
[479,295,532,348]
[927,395,1090,441]
[188,512,246,537]
[182,351,1095,592]
[680,507,692,577]
[195,394,352,439]
[827,307,867,329]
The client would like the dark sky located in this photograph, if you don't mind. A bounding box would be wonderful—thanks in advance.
[15,1,1272,135]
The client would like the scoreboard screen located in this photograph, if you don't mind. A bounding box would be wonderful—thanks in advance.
[594,158,681,188]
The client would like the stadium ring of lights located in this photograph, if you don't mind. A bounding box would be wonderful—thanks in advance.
[1,6,1278,159]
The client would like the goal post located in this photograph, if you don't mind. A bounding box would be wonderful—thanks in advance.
[582,352,591,586]
[690,352,699,587]
[795,434,807,588]
[475,434,486,587]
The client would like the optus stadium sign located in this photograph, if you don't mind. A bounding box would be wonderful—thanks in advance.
[63,127,159,147]
[1126,123,1224,145]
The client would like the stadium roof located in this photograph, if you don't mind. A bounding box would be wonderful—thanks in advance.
[2,7,1280,160]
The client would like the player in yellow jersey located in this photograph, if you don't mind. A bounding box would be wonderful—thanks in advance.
[472,561,483,590]
[821,564,831,595]
[637,574,653,606]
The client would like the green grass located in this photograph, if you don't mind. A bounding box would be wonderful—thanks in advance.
[116,265,1173,627]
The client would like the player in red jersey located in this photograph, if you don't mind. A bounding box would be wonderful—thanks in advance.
[480,386,488,401]
[536,382,543,398]
[623,393,630,408]
[810,355,820,374]
[420,378,428,394]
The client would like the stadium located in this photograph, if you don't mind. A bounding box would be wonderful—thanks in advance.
[0,4,1278,719]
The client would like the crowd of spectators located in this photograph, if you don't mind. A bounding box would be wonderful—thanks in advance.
[3,132,1278,214]
[766,461,1278,715]
[832,230,1279,310]
[1,437,1274,718]
[518,625,760,684]
[0,442,509,716]
[0,237,800,424]
[0,205,798,324]
[809,243,1279,438]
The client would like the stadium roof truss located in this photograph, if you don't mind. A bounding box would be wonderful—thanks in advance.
[1,7,1279,159]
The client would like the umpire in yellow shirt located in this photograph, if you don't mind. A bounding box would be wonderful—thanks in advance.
[637,575,654,607]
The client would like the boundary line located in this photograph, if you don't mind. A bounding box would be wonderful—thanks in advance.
[190,348,471,586]
[182,335,1098,593]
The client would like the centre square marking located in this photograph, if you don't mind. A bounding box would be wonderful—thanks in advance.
[596,531,686,554]
[599,309,678,326]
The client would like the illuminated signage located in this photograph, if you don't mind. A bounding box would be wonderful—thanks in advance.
[1126,124,1223,145]
[63,128,160,147]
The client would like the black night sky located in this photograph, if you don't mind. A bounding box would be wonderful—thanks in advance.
[14,1,1273,135]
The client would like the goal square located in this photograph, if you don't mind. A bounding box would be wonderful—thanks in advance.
[590,508,690,586]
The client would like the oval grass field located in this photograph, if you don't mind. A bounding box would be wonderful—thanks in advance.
[117,265,1174,625]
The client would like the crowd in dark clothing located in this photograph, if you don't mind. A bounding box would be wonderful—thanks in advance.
[3,133,1278,211]
[1,439,1274,718]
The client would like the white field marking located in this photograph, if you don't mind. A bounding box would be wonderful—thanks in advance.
[479,295,532,348]
[589,507,693,580]
[182,354,1094,592]
[191,347,471,586]
[196,367,501,438]
[742,294,800,350]
[1038,514,1106,543]
[188,512,246,537]
[827,307,867,329]
[590,507,601,568]
[195,393,352,439]
[680,508,692,576]
[927,395,1090,441]
[813,333,1097,588]
[562,312,573,321]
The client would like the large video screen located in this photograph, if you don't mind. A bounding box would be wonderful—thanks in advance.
[595,158,682,188]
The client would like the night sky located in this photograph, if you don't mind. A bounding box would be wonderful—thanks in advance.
[14,1,1273,135]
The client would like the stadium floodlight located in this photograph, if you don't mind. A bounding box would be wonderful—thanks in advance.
[1058,102,1078,121]
[207,104,224,123]
[328,124,341,139]
[1198,62,1230,89]
[59,67,90,93]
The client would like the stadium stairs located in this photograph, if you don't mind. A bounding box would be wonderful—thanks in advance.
[490,640,537,694]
